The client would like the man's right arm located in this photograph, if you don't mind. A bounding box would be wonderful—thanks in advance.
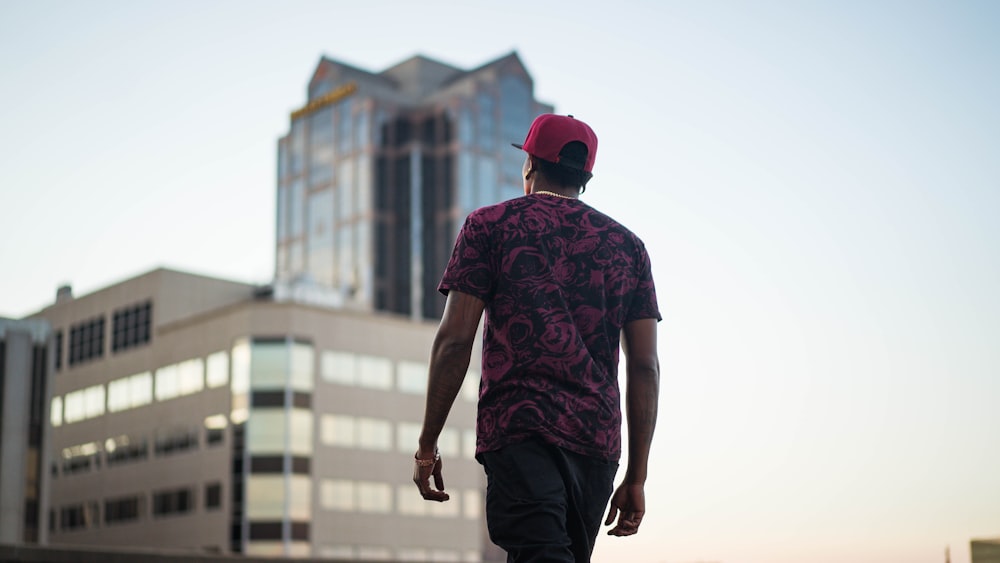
[605,317,660,536]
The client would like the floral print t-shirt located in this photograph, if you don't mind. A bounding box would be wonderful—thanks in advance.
[438,194,660,462]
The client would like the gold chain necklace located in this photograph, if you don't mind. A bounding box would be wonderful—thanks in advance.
[534,190,575,200]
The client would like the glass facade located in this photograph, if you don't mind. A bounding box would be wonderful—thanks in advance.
[276,53,552,320]
[234,337,315,556]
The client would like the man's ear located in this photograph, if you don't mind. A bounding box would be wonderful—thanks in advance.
[525,156,538,179]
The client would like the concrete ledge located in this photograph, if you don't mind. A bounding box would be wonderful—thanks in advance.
[0,543,365,563]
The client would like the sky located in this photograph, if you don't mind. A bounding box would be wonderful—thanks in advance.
[1,1,999,562]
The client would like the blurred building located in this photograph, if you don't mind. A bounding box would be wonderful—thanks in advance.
[275,51,552,320]
[29,268,488,559]
[972,538,1000,563]
[15,50,553,561]
[0,318,53,545]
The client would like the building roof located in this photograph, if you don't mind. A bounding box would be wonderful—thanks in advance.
[306,50,531,105]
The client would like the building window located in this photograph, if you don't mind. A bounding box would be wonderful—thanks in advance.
[50,396,62,427]
[462,370,480,402]
[397,360,427,394]
[206,351,229,388]
[357,417,391,451]
[154,358,204,401]
[106,435,148,466]
[68,315,105,366]
[63,384,104,424]
[107,372,153,413]
[463,489,482,520]
[61,442,101,475]
[205,483,222,509]
[154,427,199,457]
[112,300,152,353]
[321,350,356,385]
[320,414,355,447]
[104,495,144,525]
[54,330,63,371]
[246,474,312,521]
[357,481,392,513]
[358,354,392,389]
[60,501,98,530]
[205,414,227,446]
[152,487,194,517]
[320,479,355,511]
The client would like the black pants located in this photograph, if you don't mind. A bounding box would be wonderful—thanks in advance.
[479,440,618,563]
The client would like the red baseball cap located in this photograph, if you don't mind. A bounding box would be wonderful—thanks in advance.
[512,114,598,173]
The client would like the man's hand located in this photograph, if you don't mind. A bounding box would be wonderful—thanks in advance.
[604,482,645,536]
[413,449,450,502]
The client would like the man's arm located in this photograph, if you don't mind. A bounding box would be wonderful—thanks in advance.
[413,290,486,502]
[606,317,660,536]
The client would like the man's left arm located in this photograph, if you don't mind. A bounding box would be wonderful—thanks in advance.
[413,290,485,502]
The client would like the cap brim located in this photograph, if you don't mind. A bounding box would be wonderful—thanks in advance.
[511,143,524,150]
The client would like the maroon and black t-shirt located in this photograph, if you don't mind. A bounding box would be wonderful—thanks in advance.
[438,194,660,462]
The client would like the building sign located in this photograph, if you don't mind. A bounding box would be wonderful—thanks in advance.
[291,81,358,120]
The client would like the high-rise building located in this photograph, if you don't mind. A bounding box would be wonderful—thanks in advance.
[0,318,53,546]
[31,268,489,559]
[275,51,552,320]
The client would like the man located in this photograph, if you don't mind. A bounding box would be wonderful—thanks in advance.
[414,114,661,562]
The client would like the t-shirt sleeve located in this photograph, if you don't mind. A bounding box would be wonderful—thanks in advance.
[625,242,662,323]
[437,212,496,302]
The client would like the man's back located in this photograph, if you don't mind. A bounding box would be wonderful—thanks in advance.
[438,193,659,461]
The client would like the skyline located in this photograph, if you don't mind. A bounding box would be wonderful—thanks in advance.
[2,2,999,562]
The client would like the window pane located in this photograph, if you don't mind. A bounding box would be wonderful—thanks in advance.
[246,475,285,519]
[84,385,104,418]
[155,364,179,401]
[108,378,130,412]
[64,390,85,423]
[358,546,392,561]
[463,489,482,519]
[130,372,152,408]
[396,422,420,453]
[462,370,480,402]
[177,358,204,396]
[397,360,427,394]
[231,339,251,394]
[290,342,314,391]
[463,429,477,459]
[397,547,429,561]
[206,351,229,388]
[247,409,286,454]
[321,414,355,447]
[438,428,459,457]
[50,396,63,427]
[289,409,313,455]
[246,542,284,557]
[320,479,355,511]
[321,350,356,385]
[357,417,391,451]
[358,355,392,389]
[357,482,391,513]
[251,341,287,389]
[289,475,312,520]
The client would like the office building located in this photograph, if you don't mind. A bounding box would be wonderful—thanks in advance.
[31,268,489,560]
[0,318,53,545]
[973,538,1000,563]
[275,51,553,320]
[18,50,556,560]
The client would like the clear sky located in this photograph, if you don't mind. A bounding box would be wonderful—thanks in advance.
[1,1,998,562]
